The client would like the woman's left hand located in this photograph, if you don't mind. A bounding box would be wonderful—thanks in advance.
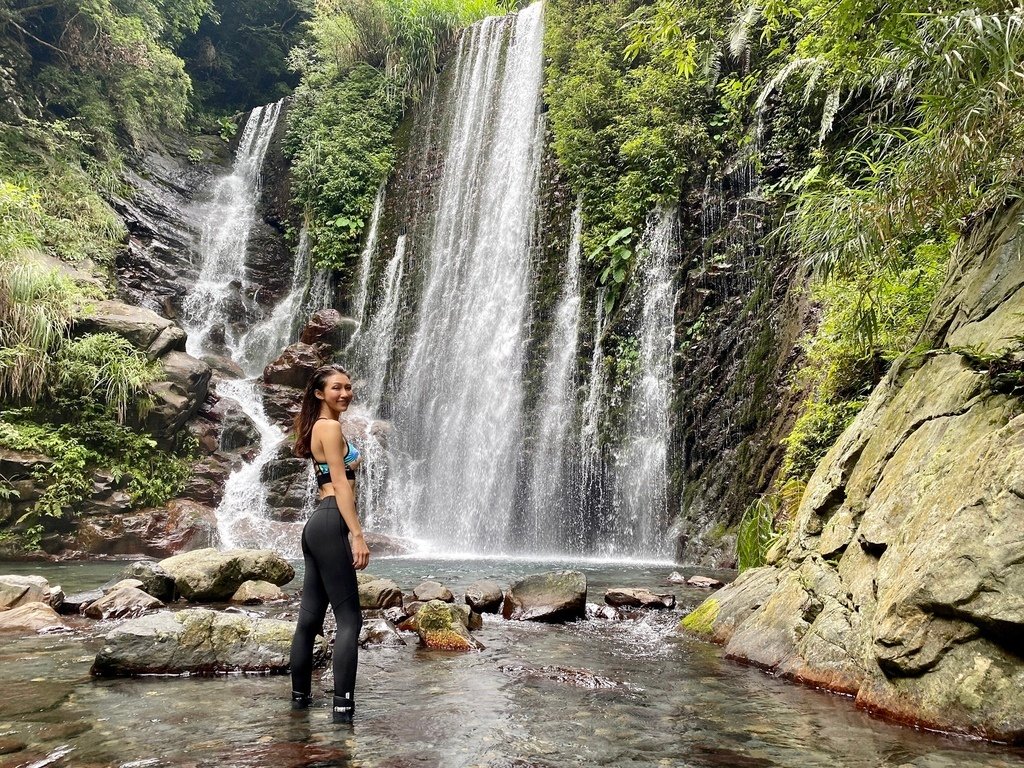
[351,532,370,570]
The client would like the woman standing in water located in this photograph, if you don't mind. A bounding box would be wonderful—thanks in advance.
[289,364,370,724]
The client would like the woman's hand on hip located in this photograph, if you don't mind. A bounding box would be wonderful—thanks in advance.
[351,532,370,570]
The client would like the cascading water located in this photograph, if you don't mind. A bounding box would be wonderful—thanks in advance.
[577,289,608,552]
[523,202,583,553]
[381,4,546,553]
[181,100,325,550]
[361,235,406,413]
[609,209,678,558]
[184,100,283,359]
[349,186,386,331]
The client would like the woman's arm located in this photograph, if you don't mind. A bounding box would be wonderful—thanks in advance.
[315,420,370,570]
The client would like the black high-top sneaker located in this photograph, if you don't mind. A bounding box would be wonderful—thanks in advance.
[291,691,313,710]
[332,693,354,724]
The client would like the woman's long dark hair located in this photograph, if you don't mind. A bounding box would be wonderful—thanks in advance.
[293,364,350,458]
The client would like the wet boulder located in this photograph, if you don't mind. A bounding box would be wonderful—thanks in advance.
[502,571,587,622]
[117,561,176,602]
[413,581,453,603]
[359,617,406,648]
[358,578,403,610]
[84,586,164,620]
[159,548,295,602]
[604,588,676,609]
[91,608,328,676]
[71,499,218,558]
[415,600,483,651]
[464,580,503,613]
[0,575,50,611]
[259,382,303,428]
[263,342,326,389]
[0,602,67,634]
[60,590,103,615]
[299,309,353,350]
[231,580,286,604]
[363,531,414,557]
[72,299,174,351]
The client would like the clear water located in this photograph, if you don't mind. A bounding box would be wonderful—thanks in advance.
[1,557,1021,768]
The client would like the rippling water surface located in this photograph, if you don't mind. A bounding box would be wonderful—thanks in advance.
[1,557,1021,768]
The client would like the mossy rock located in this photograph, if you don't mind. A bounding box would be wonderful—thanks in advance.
[680,599,720,635]
[415,600,483,651]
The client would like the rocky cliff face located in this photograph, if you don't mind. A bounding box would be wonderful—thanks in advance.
[684,201,1024,742]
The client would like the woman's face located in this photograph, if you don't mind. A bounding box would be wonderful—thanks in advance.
[317,372,354,413]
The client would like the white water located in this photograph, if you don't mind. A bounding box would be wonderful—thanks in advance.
[577,288,608,552]
[361,235,406,413]
[350,185,386,330]
[184,100,283,358]
[609,209,678,558]
[383,4,546,553]
[523,202,583,553]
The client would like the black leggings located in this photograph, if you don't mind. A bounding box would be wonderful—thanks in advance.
[289,496,363,700]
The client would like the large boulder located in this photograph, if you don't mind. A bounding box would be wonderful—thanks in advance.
[0,603,66,634]
[91,608,328,676]
[502,571,587,622]
[688,202,1024,742]
[231,580,286,604]
[415,600,483,651]
[261,445,310,521]
[72,300,174,351]
[259,382,302,428]
[263,342,325,389]
[158,548,295,602]
[464,580,503,614]
[0,575,50,611]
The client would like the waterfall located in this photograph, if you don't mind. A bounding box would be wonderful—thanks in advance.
[361,235,406,413]
[577,289,608,553]
[350,185,386,329]
[523,202,583,553]
[183,100,283,358]
[381,4,546,554]
[610,209,678,557]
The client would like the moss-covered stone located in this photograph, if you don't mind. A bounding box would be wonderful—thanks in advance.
[680,599,719,635]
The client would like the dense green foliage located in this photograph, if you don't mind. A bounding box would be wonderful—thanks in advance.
[177,0,306,115]
[286,0,504,271]
[544,0,722,312]
[0,404,192,523]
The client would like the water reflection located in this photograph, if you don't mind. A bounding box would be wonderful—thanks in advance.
[0,558,1021,768]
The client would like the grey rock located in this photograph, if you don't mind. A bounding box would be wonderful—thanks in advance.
[686,575,725,589]
[464,580,503,613]
[73,300,173,349]
[0,575,49,610]
[358,579,404,610]
[263,342,325,389]
[0,603,67,634]
[91,608,328,676]
[146,324,187,359]
[502,571,587,622]
[84,586,164,620]
[60,589,104,615]
[231,580,286,604]
[117,561,176,602]
[413,581,453,603]
[159,548,295,602]
[143,351,212,442]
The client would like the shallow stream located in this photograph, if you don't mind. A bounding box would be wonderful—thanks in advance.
[1,558,1021,768]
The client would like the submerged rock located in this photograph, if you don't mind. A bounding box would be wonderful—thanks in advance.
[604,588,676,609]
[60,589,104,615]
[503,571,586,622]
[91,608,327,676]
[500,664,620,689]
[464,580,503,613]
[159,548,295,602]
[415,600,483,651]
[359,617,406,648]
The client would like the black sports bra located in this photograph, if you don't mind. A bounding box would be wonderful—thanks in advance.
[311,418,357,487]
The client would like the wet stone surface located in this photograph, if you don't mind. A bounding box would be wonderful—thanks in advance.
[0,557,1021,768]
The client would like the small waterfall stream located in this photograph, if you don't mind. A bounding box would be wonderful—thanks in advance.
[523,202,583,553]
[609,210,678,558]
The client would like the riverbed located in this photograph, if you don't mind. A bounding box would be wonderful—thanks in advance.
[1,557,1021,768]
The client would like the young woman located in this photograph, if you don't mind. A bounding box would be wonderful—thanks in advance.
[289,364,370,724]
